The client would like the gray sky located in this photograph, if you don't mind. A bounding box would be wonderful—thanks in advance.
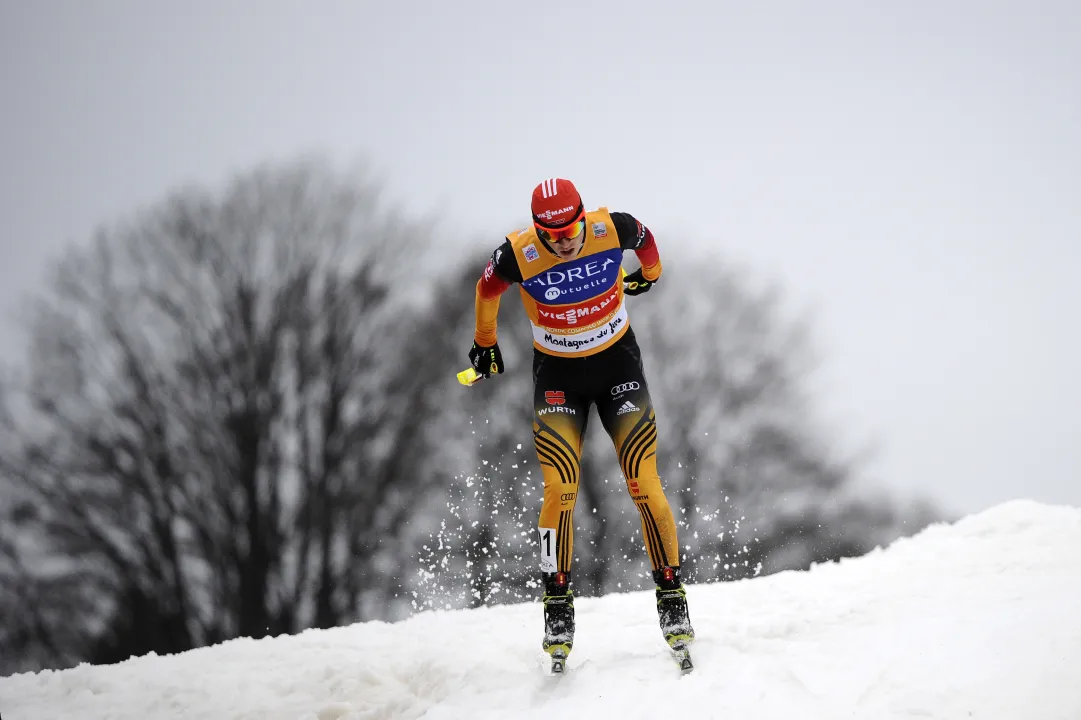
[2,0,1079,516]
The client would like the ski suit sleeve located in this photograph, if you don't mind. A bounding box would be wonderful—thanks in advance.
[612,211,663,282]
[474,240,519,346]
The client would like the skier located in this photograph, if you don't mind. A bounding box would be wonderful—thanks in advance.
[467,178,695,672]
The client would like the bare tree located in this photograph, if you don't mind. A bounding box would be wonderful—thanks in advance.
[0,158,441,671]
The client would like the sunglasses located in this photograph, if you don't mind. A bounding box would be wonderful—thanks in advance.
[536,218,586,244]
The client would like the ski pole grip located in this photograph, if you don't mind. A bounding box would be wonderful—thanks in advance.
[457,367,484,386]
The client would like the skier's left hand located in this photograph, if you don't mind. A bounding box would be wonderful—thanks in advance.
[623,268,656,296]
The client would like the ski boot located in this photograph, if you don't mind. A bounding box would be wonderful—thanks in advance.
[541,571,574,673]
[654,566,695,673]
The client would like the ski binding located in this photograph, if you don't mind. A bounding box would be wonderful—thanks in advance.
[547,644,570,674]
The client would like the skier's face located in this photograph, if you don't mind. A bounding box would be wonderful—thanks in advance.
[544,227,588,260]
[536,214,587,261]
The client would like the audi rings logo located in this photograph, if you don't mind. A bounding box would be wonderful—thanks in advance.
[544,287,561,301]
[611,381,640,395]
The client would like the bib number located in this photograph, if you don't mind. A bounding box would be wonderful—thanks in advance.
[538,527,557,572]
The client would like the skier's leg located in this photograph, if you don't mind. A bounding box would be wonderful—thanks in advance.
[532,351,588,654]
[596,332,694,646]
[596,343,679,574]
[533,375,588,576]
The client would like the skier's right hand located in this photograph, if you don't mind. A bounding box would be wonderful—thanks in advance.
[469,341,505,378]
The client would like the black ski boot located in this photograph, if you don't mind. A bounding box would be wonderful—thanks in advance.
[653,566,694,646]
[541,571,574,672]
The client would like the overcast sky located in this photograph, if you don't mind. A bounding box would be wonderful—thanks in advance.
[2,0,1078,515]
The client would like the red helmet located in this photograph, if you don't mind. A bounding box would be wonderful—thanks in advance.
[531,178,584,231]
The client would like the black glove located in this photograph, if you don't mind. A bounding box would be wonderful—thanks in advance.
[468,341,504,378]
[623,268,656,296]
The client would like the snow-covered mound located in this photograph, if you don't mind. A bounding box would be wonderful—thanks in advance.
[3,499,1080,720]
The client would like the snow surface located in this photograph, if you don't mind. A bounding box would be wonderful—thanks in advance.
[3,499,1081,720]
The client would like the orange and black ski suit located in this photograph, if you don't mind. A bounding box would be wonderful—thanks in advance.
[474,207,681,577]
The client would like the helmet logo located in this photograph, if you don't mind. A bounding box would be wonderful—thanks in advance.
[536,206,575,222]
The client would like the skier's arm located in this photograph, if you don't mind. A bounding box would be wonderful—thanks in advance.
[474,241,519,346]
[612,211,663,281]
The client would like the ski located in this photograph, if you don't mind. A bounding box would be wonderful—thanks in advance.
[550,648,568,674]
[546,644,570,674]
[670,640,694,674]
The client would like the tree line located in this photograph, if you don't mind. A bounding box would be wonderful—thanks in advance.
[0,159,941,674]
